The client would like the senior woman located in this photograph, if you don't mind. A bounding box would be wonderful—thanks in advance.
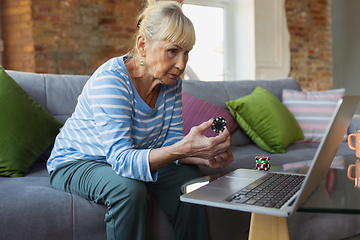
[47,1,233,240]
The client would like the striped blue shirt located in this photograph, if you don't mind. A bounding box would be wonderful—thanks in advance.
[47,56,184,182]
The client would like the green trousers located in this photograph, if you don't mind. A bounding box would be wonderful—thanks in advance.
[49,160,209,240]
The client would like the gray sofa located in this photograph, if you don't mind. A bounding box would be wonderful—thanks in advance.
[1,69,360,240]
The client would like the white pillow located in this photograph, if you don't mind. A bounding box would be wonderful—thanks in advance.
[282,88,345,142]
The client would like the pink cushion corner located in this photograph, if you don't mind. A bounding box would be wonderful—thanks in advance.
[182,91,238,137]
[282,88,346,142]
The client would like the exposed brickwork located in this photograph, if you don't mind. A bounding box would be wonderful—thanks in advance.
[31,0,145,74]
[1,0,144,74]
[1,0,333,92]
[286,0,333,92]
[32,0,145,74]
[0,0,36,72]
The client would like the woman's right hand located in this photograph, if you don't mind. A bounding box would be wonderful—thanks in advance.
[180,119,231,160]
[148,119,233,171]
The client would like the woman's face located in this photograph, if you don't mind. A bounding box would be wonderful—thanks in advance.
[143,39,192,85]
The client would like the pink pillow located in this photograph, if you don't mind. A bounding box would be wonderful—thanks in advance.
[182,92,238,137]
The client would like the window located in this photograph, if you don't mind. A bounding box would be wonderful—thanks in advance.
[183,0,231,81]
[183,0,290,81]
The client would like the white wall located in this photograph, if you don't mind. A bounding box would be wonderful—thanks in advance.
[232,0,290,80]
[232,0,256,79]
[254,0,290,80]
[331,0,360,114]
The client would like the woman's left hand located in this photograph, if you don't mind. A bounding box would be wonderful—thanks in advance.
[206,147,233,169]
[149,119,234,171]
[178,147,233,169]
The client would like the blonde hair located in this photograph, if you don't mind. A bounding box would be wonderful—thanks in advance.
[132,0,195,53]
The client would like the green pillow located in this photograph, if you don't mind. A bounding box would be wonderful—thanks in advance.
[0,66,63,177]
[226,86,304,153]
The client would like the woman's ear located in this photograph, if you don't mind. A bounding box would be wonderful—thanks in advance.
[136,35,146,57]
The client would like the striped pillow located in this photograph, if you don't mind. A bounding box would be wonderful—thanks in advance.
[282,88,345,142]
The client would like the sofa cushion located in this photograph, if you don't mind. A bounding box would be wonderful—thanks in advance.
[182,92,238,137]
[45,73,90,124]
[282,88,345,142]
[182,78,302,147]
[0,66,63,177]
[182,78,302,110]
[226,87,304,153]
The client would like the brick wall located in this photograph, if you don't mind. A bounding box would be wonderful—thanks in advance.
[1,0,333,92]
[1,0,144,74]
[0,0,3,65]
[0,0,35,72]
[286,0,333,92]
[31,0,144,74]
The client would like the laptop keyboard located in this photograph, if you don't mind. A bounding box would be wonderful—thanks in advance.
[225,173,305,209]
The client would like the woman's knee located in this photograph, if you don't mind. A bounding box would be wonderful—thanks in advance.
[123,180,148,204]
[104,178,148,208]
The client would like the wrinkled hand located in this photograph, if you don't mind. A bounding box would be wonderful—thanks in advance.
[181,119,233,169]
[206,148,233,169]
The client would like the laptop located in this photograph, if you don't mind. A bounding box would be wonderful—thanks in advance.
[181,95,360,217]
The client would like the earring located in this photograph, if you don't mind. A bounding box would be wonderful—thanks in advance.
[140,59,144,66]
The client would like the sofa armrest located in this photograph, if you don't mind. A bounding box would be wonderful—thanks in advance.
[348,114,360,134]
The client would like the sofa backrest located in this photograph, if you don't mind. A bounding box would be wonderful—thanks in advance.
[182,78,302,146]
[6,70,90,124]
[6,70,302,147]
[182,78,301,110]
